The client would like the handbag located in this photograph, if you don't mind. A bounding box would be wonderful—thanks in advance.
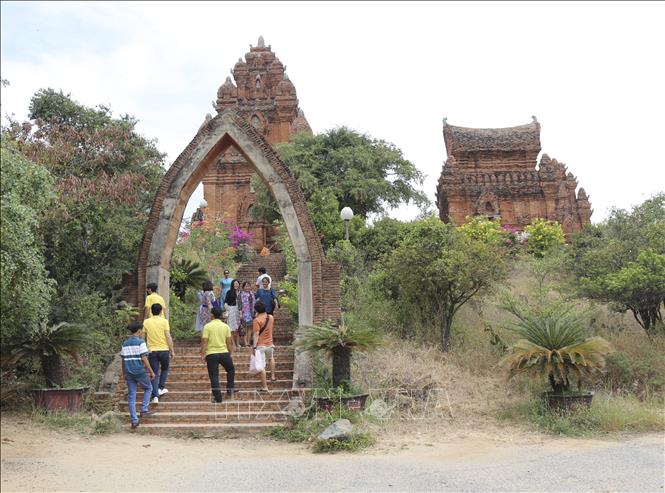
[249,349,265,374]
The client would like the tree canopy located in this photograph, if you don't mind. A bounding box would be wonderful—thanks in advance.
[0,139,55,337]
[251,127,428,248]
[5,88,165,313]
[570,193,665,333]
[375,216,508,350]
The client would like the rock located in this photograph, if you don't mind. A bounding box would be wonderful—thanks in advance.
[284,398,306,418]
[318,419,353,440]
[366,399,390,418]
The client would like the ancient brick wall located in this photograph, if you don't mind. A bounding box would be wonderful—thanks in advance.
[436,120,592,235]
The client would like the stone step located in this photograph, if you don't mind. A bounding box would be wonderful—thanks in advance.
[117,371,292,387]
[169,352,294,359]
[124,372,293,383]
[136,410,288,424]
[131,422,282,435]
[118,379,293,391]
[172,345,295,352]
[126,399,290,412]
[168,362,294,371]
[122,389,308,402]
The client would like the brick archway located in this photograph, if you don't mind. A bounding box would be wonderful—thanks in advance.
[133,110,341,386]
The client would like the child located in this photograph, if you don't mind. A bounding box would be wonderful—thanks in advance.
[121,321,155,429]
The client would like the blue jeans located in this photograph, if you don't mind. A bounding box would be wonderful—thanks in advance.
[148,351,170,398]
[126,372,152,424]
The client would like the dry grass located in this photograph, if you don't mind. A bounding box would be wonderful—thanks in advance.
[349,257,664,438]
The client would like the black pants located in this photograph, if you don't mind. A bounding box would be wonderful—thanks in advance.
[205,352,235,403]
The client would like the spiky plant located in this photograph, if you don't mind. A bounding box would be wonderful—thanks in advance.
[499,296,613,393]
[170,258,209,302]
[296,320,382,390]
[6,322,90,388]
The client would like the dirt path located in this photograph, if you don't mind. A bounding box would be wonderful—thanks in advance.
[1,414,663,492]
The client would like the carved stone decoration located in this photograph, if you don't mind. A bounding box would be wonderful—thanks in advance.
[203,38,313,250]
[474,190,500,218]
[436,120,592,236]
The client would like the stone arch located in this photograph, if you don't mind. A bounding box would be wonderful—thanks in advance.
[133,110,341,386]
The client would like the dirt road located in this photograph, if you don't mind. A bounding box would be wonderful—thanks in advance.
[1,415,663,492]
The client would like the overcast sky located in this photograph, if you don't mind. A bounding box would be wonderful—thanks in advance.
[2,1,664,224]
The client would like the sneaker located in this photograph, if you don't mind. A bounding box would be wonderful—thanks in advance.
[140,409,155,417]
[158,388,169,396]
[131,421,140,429]
[151,396,159,404]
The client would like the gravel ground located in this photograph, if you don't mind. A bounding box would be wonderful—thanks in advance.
[1,414,663,492]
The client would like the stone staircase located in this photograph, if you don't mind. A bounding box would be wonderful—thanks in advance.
[235,252,287,286]
[116,306,301,435]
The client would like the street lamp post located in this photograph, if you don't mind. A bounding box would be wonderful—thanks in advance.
[340,206,354,241]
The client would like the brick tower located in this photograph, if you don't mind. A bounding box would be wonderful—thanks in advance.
[200,36,312,249]
[435,118,592,235]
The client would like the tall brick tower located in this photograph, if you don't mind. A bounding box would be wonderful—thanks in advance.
[200,36,312,249]
[435,118,592,235]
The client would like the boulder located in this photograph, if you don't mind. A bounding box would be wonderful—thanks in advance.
[318,419,353,440]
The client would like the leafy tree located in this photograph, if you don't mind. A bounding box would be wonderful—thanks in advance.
[524,219,565,258]
[4,89,165,308]
[356,217,414,266]
[0,139,56,338]
[570,194,665,333]
[276,128,428,216]
[251,127,428,247]
[376,216,508,351]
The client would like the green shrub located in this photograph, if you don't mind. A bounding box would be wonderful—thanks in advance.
[168,289,197,340]
[278,278,299,321]
[458,215,505,246]
[524,219,565,258]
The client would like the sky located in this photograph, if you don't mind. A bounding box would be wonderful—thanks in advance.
[2,1,664,224]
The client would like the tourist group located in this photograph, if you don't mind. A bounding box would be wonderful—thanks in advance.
[119,267,279,428]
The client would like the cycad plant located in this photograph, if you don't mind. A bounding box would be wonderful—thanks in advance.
[6,322,91,388]
[170,258,209,302]
[296,320,382,390]
[499,295,613,394]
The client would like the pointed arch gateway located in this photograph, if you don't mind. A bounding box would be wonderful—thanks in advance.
[134,110,341,387]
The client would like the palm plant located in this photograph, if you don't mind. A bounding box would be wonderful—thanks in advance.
[296,320,382,390]
[170,258,209,302]
[6,322,91,388]
[499,295,613,393]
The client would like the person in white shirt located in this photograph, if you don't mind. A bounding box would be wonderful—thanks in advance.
[256,266,272,289]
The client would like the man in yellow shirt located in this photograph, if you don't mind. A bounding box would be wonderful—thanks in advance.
[144,303,175,404]
[145,282,168,319]
[201,307,235,403]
